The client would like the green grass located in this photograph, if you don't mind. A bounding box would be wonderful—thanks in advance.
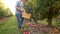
[41,18,57,25]
[0,16,22,34]
[0,16,57,34]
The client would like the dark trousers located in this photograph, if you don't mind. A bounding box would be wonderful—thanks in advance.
[15,14,24,28]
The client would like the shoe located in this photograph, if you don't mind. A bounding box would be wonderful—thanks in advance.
[16,27,22,30]
[16,28,19,30]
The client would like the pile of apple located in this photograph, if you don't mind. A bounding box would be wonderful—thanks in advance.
[23,28,30,34]
[28,24,49,32]
[23,23,59,34]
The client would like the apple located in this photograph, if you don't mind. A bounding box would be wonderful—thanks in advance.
[23,32,30,34]
[23,28,27,32]
[50,28,58,34]
[42,29,48,32]
[35,25,43,31]
[29,24,34,27]
[52,28,58,33]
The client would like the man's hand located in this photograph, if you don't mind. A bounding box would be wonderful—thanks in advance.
[15,6,21,10]
[21,8,25,12]
[15,6,25,12]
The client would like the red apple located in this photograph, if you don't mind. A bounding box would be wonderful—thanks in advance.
[50,28,58,34]
[29,24,34,27]
[23,28,27,32]
[23,32,30,34]
[35,25,43,31]
[52,28,58,33]
[42,29,48,32]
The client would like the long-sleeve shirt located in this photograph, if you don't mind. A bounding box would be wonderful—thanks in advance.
[15,1,24,14]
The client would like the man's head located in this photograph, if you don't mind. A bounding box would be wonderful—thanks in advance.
[20,0,24,2]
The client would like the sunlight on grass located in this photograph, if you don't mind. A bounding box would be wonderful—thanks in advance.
[0,16,22,34]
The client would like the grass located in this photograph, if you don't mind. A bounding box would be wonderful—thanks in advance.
[0,16,22,34]
[0,16,58,34]
[41,18,57,25]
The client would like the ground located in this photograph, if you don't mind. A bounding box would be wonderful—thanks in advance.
[0,16,22,34]
[0,16,60,34]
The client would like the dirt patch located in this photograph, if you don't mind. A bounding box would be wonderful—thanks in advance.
[0,16,11,23]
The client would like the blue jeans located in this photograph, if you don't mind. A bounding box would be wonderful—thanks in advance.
[15,14,24,28]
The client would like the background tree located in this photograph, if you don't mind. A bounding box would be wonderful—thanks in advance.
[0,0,13,18]
[24,0,60,26]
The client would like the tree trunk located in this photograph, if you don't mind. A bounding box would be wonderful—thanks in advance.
[48,10,52,26]
[48,16,52,26]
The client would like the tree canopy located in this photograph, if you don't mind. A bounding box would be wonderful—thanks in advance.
[0,0,13,18]
[24,0,60,26]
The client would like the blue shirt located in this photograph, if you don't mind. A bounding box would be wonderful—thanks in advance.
[15,1,24,14]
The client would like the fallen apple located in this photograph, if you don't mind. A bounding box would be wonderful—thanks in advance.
[42,29,48,32]
[29,24,34,27]
[23,28,27,32]
[23,32,30,34]
[36,25,43,30]
[49,28,58,34]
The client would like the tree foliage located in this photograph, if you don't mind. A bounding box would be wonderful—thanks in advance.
[24,0,60,26]
[0,0,13,18]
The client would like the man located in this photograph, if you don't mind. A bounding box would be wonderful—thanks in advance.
[15,0,24,29]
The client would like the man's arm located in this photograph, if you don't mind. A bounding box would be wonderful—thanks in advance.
[15,6,25,12]
[15,1,25,12]
[15,6,21,11]
[15,1,22,11]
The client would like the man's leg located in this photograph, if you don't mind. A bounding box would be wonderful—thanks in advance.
[16,14,23,29]
[21,16,24,25]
